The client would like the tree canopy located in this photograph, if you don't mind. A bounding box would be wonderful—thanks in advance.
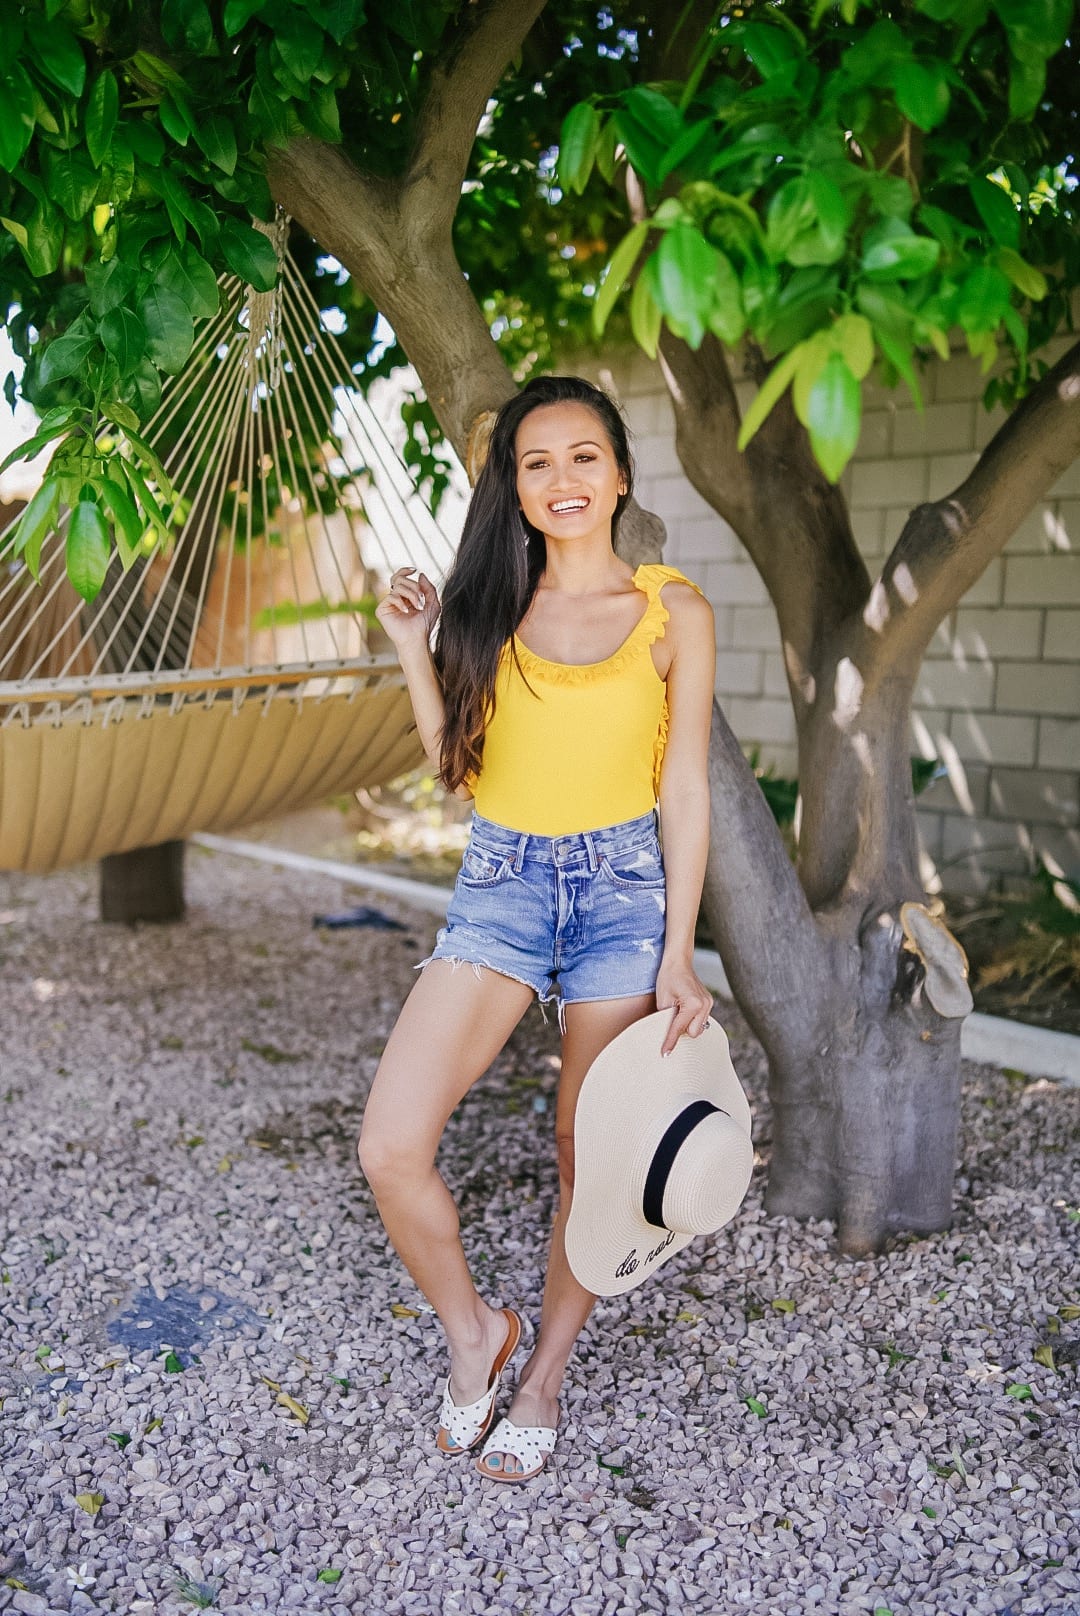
[2,1,1076,596]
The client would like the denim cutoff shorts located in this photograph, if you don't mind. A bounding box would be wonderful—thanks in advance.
[420,810,666,1017]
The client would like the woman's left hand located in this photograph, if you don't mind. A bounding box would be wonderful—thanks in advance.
[655,958,714,1056]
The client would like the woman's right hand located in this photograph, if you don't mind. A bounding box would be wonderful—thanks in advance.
[375,567,441,651]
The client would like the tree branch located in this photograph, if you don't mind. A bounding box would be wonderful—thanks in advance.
[700,700,829,1053]
[408,0,548,237]
[853,337,1080,676]
[658,331,870,703]
[267,139,516,456]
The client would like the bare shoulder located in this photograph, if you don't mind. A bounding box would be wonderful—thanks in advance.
[660,579,714,637]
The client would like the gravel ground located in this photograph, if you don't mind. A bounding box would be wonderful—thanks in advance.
[0,846,1077,1616]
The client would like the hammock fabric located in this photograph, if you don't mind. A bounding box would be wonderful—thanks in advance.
[0,219,454,872]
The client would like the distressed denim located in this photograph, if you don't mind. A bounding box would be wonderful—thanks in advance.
[419,810,666,1017]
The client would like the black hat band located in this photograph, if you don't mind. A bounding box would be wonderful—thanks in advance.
[641,1099,724,1229]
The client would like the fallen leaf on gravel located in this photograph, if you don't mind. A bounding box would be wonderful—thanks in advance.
[276,1392,309,1425]
[217,1156,232,1173]
[260,1376,282,1391]
[241,1037,302,1065]
[1060,1305,1080,1322]
[162,1352,183,1374]
[144,1417,163,1433]
[4,1579,28,1591]
[772,1298,796,1313]
[74,1492,104,1515]
[743,1396,768,1417]
[107,1432,131,1449]
[1033,1344,1055,1369]
[391,1303,420,1318]
[317,1569,343,1584]
[675,1309,700,1323]
[1006,1382,1033,1400]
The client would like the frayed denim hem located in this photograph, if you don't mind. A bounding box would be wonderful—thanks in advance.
[414,951,554,1020]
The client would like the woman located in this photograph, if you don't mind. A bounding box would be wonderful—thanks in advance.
[359,375,715,1483]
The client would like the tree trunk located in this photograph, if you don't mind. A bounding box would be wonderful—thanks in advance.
[100,842,186,924]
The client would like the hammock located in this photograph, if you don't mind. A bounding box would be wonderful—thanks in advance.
[0,219,455,873]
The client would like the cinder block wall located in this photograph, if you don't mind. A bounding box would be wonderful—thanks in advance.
[588,343,1079,894]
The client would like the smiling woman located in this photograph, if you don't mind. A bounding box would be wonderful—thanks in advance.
[357,374,718,1484]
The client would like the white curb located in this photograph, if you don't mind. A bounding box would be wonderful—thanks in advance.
[194,833,1080,1088]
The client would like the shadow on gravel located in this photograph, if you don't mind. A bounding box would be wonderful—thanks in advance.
[107,1286,261,1367]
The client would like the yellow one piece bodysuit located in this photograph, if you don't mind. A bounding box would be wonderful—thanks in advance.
[470,564,703,837]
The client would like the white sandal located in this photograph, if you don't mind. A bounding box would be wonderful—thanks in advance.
[436,1308,522,1454]
[475,1416,558,1483]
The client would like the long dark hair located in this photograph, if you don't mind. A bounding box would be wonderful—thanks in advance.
[434,375,635,792]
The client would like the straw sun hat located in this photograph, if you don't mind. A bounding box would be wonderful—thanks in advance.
[565,1010,754,1297]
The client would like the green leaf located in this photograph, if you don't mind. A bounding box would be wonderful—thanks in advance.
[806,352,861,483]
[86,257,136,318]
[629,263,662,358]
[193,112,237,175]
[765,177,816,261]
[791,332,832,425]
[161,0,214,55]
[891,60,951,130]
[705,250,746,346]
[861,220,940,280]
[0,66,35,172]
[120,359,162,423]
[1007,50,1045,120]
[225,0,267,32]
[993,0,1071,56]
[66,499,111,601]
[122,458,170,539]
[158,93,193,147]
[24,202,64,276]
[101,307,147,376]
[39,331,97,388]
[834,312,875,379]
[102,398,141,433]
[42,146,100,222]
[218,216,278,291]
[273,11,326,82]
[591,220,649,338]
[163,1349,184,1373]
[656,119,713,184]
[742,21,800,80]
[737,341,807,452]
[653,223,721,348]
[0,420,76,477]
[86,71,119,168]
[100,466,145,545]
[248,76,291,145]
[26,14,86,96]
[159,245,220,318]
[743,1395,768,1417]
[996,247,1047,301]
[316,1570,343,1585]
[1005,1381,1033,1401]
[12,477,60,578]
[956,263,1011,332]
[968,177,1020,250]
[0,215,28,251]
[296,83,341,144]
[137,287,193,374]
[557,102,601,197]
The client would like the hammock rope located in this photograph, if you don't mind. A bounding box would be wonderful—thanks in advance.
[0,216,454,871]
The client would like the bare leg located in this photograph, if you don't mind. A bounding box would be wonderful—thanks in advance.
[478,992,655,1477]
[358,959,534,1404]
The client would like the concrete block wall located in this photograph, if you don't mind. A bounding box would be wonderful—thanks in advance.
[588,341,1079,894]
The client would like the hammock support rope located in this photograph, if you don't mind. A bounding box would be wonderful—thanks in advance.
[0,225,451,872]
